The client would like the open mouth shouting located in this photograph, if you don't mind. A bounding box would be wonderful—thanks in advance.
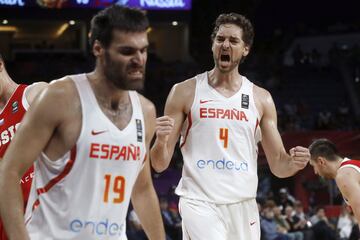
[219,53,231,67]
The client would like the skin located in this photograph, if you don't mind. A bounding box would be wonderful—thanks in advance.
[0,30,165,240]
[150,23,310,178]
[310,156,360,224]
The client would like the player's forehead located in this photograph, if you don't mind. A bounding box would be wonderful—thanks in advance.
[216,24,243,39]
[111,30,149,48]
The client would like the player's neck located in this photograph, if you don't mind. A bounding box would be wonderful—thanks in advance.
[86,71,129,108]
[209,68,242,90]
[334,158,344,178]
[0,75,18,108]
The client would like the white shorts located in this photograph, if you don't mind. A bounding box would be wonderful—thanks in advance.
[179,197,260,240]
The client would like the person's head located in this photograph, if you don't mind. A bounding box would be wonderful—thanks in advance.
[211,13,254,73]
[315,207,326,218]
[279,188,288,198]
[262,200,276,219]
[285,206,294,218]
[294,201,304,213]
[309,138,341,179]
[89,5,149,91]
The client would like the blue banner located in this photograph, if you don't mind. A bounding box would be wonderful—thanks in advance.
[0,0,192,10]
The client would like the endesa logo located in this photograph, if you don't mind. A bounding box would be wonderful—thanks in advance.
[70,218,124,236]
[196,158,248,172]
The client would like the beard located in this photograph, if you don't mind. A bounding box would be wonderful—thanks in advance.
[103,51,145,91]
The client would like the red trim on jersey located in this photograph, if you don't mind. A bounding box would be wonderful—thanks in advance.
[180,111,192,148]
[29,146,77,214]
[340,159,360,168]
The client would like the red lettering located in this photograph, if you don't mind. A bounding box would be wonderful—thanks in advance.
[199,107,249,122]
[100,144,110,159]
[89,143,100,158]
[116,147,127,160]
[110,146,120,159]
[128,145,137,160]
[200,108,207,118]
[208,108,216,118]
[90,143,141,161]
[222,109,230,119]
[240,111,248,121]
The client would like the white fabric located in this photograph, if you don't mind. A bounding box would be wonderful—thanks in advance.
[25,74,145,240]
[176,72,261,203]
[179,197,260,240]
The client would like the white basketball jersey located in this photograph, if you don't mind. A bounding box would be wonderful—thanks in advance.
[175,72,262,204]
[25,74,146,240]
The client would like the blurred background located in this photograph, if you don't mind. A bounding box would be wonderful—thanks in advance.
[1,0,359,239]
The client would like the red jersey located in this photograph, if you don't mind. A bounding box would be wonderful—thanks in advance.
[339,158,360,211]
[0,85,34,240]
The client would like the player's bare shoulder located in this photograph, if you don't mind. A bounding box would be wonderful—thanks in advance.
[40,76,82,116]
[336,166,359,186]
[168,77,196,113]
[137,93,156,120]
[252,83,274,118]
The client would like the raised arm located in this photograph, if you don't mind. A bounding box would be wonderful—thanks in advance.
[336,167,360,223]
[150,79,195,172]
[256,87,309,178]
[131,96,165,240]
[0,80,73,240]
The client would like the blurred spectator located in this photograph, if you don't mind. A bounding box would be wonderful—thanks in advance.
[292,201,314,240]
[276,188,296,213]
[337,204,354,240]
[274,206,304,240]
[261,200,291,240]
[127,209,147,240]
[160,197,182,240]
[309,207,336,240]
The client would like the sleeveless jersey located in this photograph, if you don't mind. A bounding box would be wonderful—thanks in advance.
[175,72,262,204]
[0,84,33,240]
[24,74,146,240]
[339,158,360,206]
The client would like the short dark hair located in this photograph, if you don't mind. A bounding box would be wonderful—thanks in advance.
[309,138,339,162]
[89,5,149,49]
[0,53,2,60]
[211,13,254,49]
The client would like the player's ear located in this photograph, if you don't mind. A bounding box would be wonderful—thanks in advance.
[92,40,104,57]
[318,156,326,165]
[243,44,250,57]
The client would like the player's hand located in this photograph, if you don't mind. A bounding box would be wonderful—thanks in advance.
[155,116,174,144]
[289,146,310,170]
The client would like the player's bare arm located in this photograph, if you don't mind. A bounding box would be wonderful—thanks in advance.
[150,78,195,172]
[336,167,360,223]
[0,78,80,240]
[132,95,166,239]
[254,85,309,177]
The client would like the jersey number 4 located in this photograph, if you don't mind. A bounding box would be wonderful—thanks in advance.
[219,128,228,148]
[104,174,125,204]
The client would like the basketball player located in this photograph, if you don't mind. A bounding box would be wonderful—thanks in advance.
[309,138,360,223]
[150,13,310,240]
[0,6,165,240]
[0,53,47,240]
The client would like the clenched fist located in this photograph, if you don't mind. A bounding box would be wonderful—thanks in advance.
[155,116,175,144]
[289,146,310,170]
